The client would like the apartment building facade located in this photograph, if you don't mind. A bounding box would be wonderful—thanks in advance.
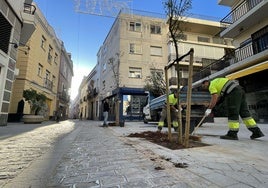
[0,0,36,125]
[80,10,233,122]
[78,75,88,120]
[78,65,100,120]
[168,16,234,86]
[96,12,169,122]
[9,2,72,121]
[57,45,73,120]
[192,0,268,122]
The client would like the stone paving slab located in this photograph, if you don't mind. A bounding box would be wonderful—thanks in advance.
[1,119,267,187]
[0,120,76,188]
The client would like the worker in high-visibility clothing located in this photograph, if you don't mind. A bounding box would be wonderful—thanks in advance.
[157,90,179,132]
[202,77,264,140]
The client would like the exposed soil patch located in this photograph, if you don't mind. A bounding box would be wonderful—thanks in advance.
[127,131,210,150]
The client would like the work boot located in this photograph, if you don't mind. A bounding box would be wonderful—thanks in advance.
[220,130,238,140]
[248,127,264,139]
[157,126,162,132]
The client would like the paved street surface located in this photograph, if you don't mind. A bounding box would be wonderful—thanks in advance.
[0,119,267,188]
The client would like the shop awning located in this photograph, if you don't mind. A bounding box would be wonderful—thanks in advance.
[226,61,268,79]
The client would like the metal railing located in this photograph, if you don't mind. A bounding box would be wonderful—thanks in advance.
[192,41,257,82]
[192,54,234,82]
[221,0,263,24]
[44,78,53,91]
[235,42,254,62]
[23,3,36,15]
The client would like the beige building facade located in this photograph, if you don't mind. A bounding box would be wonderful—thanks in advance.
[78,65,100,120]
[9,2,71,121]
[78,76,88,120]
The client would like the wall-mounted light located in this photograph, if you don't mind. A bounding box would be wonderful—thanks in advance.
[9,42,30,54]
[9,42,18,48]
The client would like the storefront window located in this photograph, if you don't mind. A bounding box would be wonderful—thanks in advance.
[123,94,147,117]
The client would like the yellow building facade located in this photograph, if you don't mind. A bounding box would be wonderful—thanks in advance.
[9,4,61,120]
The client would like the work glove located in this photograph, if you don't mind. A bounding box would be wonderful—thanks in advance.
[205,109,212,116]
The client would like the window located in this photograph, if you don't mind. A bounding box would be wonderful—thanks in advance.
[129,43,142,54]
[198,36,210,43]
[48,45,53,63]
[54,53,58,64]
[52,75,56,86]
[123,95,147,116]
[129,22,141,32]
[150,25,161,34]
[252,25,268,53]
[103,62,107,71]
[41,35,46,49]
[0,13,12,54]
[176,34,187,41]
[150,46,162,56]
[37,63,43,76]
[102,80,106,89]
[45,70,50,80]
[44,70,52,90]
[129,67,142,78]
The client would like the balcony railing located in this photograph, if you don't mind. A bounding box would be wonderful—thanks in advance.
[58,91,70,103]
[192,54,234,82]
[235,42,254,62]
[44,78,53,91]
[23,3,36,15]
[192,36,268,82]
[220,0,263,24]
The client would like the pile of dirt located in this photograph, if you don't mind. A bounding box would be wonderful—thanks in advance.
[127,131,209,150]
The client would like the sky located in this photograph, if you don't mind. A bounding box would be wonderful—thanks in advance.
[33,0,230,100]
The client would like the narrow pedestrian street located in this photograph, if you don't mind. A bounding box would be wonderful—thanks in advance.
[1,119,268,188]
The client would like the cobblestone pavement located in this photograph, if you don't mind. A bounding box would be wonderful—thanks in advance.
[0,120,76,187]
[1,119,268,188]
[46,121,193,188]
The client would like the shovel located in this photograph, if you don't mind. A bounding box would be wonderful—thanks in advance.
[191,114,206,136]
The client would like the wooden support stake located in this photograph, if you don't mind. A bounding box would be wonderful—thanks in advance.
[177,67,183,144]
[164,67,172,141]
[184,48,194,148]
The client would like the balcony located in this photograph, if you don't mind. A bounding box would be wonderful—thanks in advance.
[192,54,234,83]
[20,3,36,45]
[87,87,98,100]
[220,0,268,38]
[44,78,53,91]
[218,0,236,6]
[58,91,70,103]
[192,32,268,84]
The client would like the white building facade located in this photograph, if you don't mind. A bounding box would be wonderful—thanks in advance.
[192,0,268,122]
